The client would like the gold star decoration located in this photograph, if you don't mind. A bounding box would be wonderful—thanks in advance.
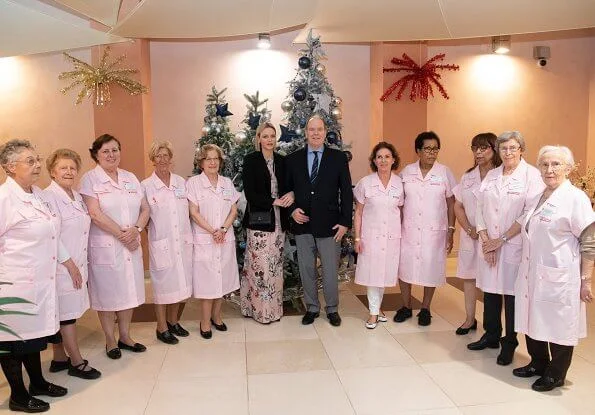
[58,46,148,106]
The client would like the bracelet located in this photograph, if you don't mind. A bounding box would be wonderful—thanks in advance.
[448,226,455,231]
[466,227,472,235]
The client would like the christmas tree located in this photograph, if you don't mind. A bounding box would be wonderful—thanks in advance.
[278,29,345,156]
[194,86,235,176]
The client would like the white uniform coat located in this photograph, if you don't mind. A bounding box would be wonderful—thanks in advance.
[79,165,145,311]
[43,181,91,321]
[0,177,60,341]
[142,172,193,304]
[453,167,482,279]
[476,159,545,295]
[398,161,457,287]
[353,173,403,287]
[515,180,595,346]
[186,173,240,299]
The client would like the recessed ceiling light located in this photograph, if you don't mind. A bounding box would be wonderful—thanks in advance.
[257,33,271,49]
[492,36,511,54]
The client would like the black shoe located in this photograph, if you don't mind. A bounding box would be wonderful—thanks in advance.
[9,397,49,413]
[68,359,102,380]
[167,322,190,337]
[531,376,564,392]
[211,319,228,332]
[301,311,320,325]
[106,347,121,359]
[29,383,68,398]
[49,358,70,373]
[117,340,147,353]
[455,319,477,335]
[327,312,342,327]
[199,322,212,339]
[417,308,432,326]
[393,306,412,323]
[513,364,546,378]
[156,329,179,345]
[497,348,515,366]
[467,335,500,351]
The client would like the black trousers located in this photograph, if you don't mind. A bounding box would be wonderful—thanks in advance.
[483,292,518,349]
[526,335,574,380]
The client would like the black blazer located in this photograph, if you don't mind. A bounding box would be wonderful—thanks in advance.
[242,151,289,232]
[285,145,353,237]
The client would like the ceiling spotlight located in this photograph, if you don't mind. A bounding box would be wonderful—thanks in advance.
[492,36,511,54]
[257,33,271,49]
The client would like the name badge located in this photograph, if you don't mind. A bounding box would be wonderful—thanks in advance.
[389,189,400,198]
[222,189,233,199]
[508,182,524,191]
[123,182,137,192]
[429,175,442,185]
[174,188,186,198]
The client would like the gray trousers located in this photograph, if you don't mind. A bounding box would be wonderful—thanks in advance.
[295,234,340,314]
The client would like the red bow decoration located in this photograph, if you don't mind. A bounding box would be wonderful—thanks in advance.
[381,53,460,102]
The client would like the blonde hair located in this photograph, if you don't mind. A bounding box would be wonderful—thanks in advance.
[46,148,82,175]
[148,140,174,162]
[196,144,225,172]
[254,122,277,151]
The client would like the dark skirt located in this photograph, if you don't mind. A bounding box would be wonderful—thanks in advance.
[0,332,61,357]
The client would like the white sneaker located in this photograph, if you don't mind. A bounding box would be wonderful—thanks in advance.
[365,320,377,329]
[378,313,388,323]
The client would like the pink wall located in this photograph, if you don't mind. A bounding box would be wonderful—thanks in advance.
[150,30,371,182]
[0,50,95,186]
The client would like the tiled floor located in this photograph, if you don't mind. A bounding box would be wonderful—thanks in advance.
[1,259,594,414]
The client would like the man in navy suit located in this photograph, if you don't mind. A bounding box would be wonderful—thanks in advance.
[285,115,353,326]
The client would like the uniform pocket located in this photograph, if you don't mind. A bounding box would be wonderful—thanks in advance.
[0,266,37,312]
[56,269,77,294]
[193,233,214,261]
[534,264,572,305]
[89,235,116,266]
[183,234,194,258]
[149,238,172,271]
[503,236,522,264]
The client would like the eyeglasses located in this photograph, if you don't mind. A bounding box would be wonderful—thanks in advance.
[203,157,220,163]
[421,147,440,154]
[538,161,566,172]
[155,154,171,160]
[471,145,491,152]
[499,145,520,154]
[15,156,43,167]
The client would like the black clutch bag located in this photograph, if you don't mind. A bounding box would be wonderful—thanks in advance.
[247,208,273,226]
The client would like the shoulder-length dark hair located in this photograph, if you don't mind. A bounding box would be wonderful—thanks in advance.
[369,141,400,172]
[90,134,121,163]
[466,132,502,173]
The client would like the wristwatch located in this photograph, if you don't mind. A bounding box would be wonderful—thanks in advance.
[501,234,508,243]
[220,226,228,232]
[135,226,143,233]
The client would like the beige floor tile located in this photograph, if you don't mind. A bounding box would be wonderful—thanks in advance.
[145,376,248,415]
[158,341,246,380]
[315,317,414,369]
[246,339,332,375]
[248,370,354,415]
[422,360,539,406]
[393,330,500,364]
[244,315,318,342]
[459,398,573,414]
[337,365,456,414]
[383,311,457,334]
[399,409,463,415]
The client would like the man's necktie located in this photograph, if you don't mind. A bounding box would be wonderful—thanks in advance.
[310,151,319,183]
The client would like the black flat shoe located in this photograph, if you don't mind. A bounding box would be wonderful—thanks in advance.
[532,376,564,392]
[117,340,147,353]
[467,335,500,351]
[29,383,67,398]
[106,347,121,359]
[156,330,179,345]
[68,360,102,380]
[199,323,212,339]
[210,319,228,332]
[167,322,190,337]
[301,311,319,325]
[393,306,412,323]
[9,397,49,413]
[49,358,70,373]
[455,319,477,335]
[513,364,546,378]
[497,348,515,366]
[417,308,432,326]
[327,312,342,327]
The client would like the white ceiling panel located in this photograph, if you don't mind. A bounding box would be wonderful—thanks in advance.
[0,0,127,57]
[51,0,122,26]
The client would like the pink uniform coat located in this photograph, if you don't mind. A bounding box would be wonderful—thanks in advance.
[515,180,595,346]
[398,161,457,287]
[43,181,91,321]
[453,167,481,280]
[354,172,403,287]
[79,165,146,311]
[142,172,193,304]
[475,159,545,295]
[186,173,240,299]
[0,177,60,341]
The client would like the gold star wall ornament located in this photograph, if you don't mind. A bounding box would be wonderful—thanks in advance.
[58,46,148,106]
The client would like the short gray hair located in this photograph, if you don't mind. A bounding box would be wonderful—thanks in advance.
[0,139,34,173]
[537,145,575,167]
[497,131,526,152]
